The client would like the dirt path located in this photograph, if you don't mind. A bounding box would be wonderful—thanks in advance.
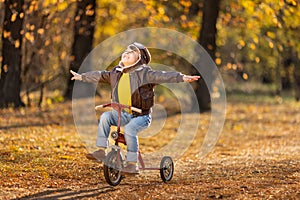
[0,100,299,199]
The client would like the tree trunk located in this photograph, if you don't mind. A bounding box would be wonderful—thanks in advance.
[293,52,300,101]
[275,48,282,96]
[195,0,221,112]
[0,0,24,107]
[22,0,49,107]
[64,0,96,99]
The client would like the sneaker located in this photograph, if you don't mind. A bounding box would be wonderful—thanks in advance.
[86,149,106,162]
[121,163,140,175]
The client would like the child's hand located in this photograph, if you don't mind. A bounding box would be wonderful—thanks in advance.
[70,70,82,81]
[183,75,200,82]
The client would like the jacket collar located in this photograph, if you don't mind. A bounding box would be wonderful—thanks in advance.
[116,65,145,73]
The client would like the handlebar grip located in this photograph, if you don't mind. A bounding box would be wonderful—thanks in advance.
[131,106,142,113]
[95,105,104,110]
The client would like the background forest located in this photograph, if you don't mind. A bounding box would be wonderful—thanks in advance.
[0,0,299,108]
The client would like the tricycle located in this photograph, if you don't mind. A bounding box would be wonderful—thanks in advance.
[95,102,174,186]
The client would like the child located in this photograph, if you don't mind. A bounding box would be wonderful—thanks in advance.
[70,42,200,174]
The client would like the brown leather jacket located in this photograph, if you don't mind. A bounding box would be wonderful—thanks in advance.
[82,65,184,116]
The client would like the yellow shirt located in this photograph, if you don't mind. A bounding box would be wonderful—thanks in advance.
[117,73,132,112]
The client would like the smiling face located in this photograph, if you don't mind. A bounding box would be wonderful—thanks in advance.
[121,50,139,67]
[120,44,142,67]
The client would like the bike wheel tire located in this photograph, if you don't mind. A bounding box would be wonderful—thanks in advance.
[103,150,123,186]
[160,156,174,182]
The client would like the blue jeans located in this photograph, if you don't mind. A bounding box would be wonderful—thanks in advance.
[96,110,151,162]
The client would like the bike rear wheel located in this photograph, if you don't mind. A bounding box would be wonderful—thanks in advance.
[160,156,174,182]
[103,150,123,186]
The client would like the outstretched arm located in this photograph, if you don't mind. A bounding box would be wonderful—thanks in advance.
[182,75,200,82]
[145,68,200,84]
[70,70,110,83]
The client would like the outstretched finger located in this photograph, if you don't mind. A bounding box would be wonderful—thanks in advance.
[192,75,200,79]
[70,70,77,75]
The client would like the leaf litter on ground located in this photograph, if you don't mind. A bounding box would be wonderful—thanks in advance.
[0,97,299,199]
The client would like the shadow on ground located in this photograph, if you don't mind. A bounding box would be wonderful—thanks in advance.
[15,186,116,200]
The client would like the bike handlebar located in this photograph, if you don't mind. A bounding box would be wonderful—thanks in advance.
[95,105,105,109]
[95,103,142,114]
[130,106,142,113]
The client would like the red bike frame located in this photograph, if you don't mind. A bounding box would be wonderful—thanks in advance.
[96,102,159,171]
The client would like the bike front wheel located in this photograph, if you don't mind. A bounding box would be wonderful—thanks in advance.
[103,150,123,186]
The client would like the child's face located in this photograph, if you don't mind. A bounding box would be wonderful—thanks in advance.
[121,50,139,67]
